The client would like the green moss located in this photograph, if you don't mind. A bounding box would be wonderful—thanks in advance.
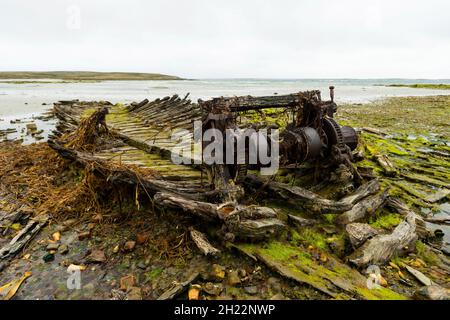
[263,241,313,264]
[369,212,403,229]
[145,267,163,281]
[338,95,450,139]
[80,108,97,119]
[385,84,450,90]
[357,287,408,300]
[415,241,439,265]
[296,228,329,251]
[322,214,336,224]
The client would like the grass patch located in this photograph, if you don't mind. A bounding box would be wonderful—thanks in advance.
[0,71,182,81]
[385,84,450,90]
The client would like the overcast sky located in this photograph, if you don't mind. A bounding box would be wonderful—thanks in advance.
[1,0,449,78]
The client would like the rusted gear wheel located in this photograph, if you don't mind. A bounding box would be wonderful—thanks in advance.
[322,117,346,153]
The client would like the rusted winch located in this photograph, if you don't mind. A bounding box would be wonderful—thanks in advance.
[199,87,359,182]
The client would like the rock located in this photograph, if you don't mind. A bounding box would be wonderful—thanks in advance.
[111,289,126,300]
[87,249,106,263]
[415,284,450,300]
[211,264,225,280]
[92,214,103,222]
[203,282,223,296]
[237,268,247,278]
[188,285,201,300]
[227,270,241,286]
[78,231,91,241]
[267,277,282,292]
[244,286,258,295]
[43,253,54,262]
[136,232,150,245]
[82,283,95,293]
[26,123,37,134]
[123,241,136,252]
[120,275,136,291]
[58,244,69,255]
[405,265,433,286]
[46,243,59,251]
[126,287,142,300]
[378,275,388,287]
[270,293,288,300]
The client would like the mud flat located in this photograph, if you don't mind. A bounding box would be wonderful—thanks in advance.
[0,95,449,300]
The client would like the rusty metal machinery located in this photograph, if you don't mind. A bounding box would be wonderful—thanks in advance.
[199,87,360,190]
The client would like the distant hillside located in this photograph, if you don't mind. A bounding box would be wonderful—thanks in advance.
[0,71,183,81]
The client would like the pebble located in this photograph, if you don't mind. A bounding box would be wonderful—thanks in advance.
[58,244,69,255]
[211,264,225,280]
[123,241,136,252]
[78,231,91,241]
[87,249,106,263]
[46,243,59,251]
[120,275,136,291]
[52,231,61,241]
[136,232,150,245]
[270,293,288,300]
[226,270,241,286]
[244,286,258,295]
[43,253,54,262]
[203,282,223,296]
[237,268,247,278]
[126,286,142,300]
[267,277,282,292]
[188,285,201,300]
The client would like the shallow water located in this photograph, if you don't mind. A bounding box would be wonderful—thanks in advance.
[1,78,449,118]
[0,78,449,144]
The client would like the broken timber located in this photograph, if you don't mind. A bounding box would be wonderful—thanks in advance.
[49,90,369,242]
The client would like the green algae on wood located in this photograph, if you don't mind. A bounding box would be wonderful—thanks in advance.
[234,241,407,300]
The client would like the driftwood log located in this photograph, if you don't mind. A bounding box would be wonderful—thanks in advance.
[189,228,221,256]
[345,223,379,248]
[155,192,285,240]
[336,188,389,225]
[414,285,450,300]
[287,214,317,228]
[348,201,420,267]
[157,272,200,300]
[244,175,380,215]
[387,198,435,239]
[0,216,48,261]
[373,154,397,177]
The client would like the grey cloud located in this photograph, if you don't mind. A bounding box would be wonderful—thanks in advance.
[0,0,449,78]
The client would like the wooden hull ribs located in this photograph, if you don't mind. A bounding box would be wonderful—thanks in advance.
[48,89,376,243]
